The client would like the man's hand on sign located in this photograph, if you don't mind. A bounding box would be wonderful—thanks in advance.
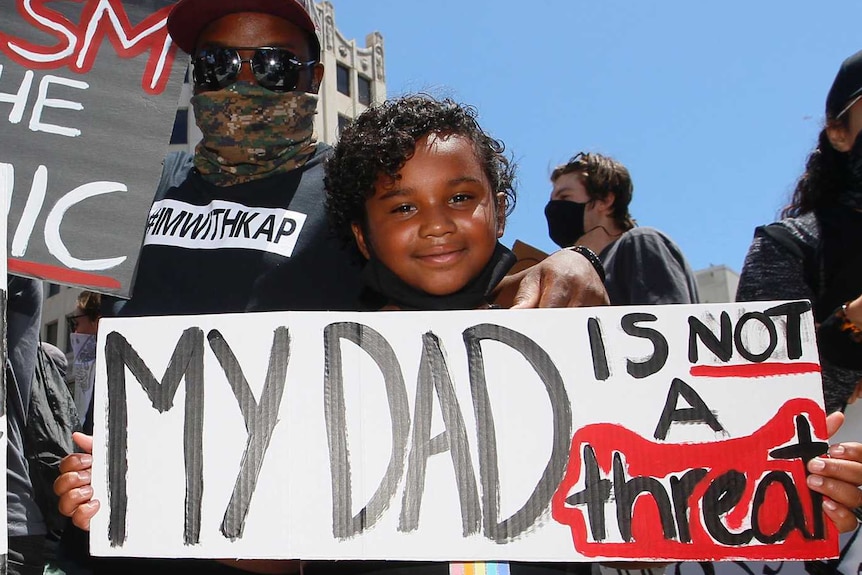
[807,411,862,533]
[54,432,99,530]
[494,248,609,308]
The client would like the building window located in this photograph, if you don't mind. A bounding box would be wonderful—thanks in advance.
[336,64,351,96]
[170,109,189,145]
[47,283,61,297]
[357,75,372,106]
[337,114,351,137]
[45,321,58,347]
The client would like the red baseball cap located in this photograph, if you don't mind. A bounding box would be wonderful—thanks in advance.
[167,0,321,58]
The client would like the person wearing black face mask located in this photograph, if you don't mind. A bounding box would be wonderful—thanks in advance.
[544,152,700,306]
[738,48,862,420]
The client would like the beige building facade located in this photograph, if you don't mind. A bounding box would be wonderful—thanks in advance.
[695,264,740,304]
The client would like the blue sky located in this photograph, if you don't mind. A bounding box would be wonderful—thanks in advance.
[328,1,860,273]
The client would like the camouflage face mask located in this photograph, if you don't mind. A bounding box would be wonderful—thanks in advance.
[191,82,319,186]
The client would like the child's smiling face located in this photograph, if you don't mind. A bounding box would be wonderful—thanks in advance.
[352,132,506,296]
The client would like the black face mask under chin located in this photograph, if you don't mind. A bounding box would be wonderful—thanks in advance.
[844,130,862,209]
[359,242,517,311]
[544,200,587,248]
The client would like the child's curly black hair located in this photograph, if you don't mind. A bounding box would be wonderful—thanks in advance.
[325,95,517,248]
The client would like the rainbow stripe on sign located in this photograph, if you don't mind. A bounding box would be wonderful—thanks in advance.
[449,563,511,575]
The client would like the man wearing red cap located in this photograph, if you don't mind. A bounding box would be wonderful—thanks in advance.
[114,0,607,317]
[122,0,350,316]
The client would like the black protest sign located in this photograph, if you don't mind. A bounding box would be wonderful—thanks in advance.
[89,303,839,562]
[1,193,7,561]
[0,0,185,295]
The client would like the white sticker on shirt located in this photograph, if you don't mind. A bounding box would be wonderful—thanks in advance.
[143,199,307,258]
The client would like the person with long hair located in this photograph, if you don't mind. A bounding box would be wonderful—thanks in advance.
[737,49,862,415]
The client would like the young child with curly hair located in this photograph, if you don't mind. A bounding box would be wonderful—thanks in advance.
[325,94,519,312]
[323,92,599,575]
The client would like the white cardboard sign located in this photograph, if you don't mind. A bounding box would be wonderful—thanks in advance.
[90,301,838,562]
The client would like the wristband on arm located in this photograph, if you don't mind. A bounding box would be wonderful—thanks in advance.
[817,301,862,371]
[567,245,606,284]
[837,302,862,343]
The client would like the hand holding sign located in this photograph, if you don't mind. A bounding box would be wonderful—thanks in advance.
[54,432,99,530]
[807,412,862,533]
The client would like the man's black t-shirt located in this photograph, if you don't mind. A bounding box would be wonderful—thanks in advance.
[122,143,362,316]
[600,227,699,306]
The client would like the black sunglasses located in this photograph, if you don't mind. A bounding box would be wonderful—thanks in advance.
[193,46,317,93]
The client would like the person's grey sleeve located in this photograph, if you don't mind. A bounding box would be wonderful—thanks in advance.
[735,231,814,303]
[611,232,699,305]
[155,151,194,202]
[6,276,47,536]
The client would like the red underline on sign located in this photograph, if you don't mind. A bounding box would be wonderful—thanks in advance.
[8,259,121,290]
[690,362,822,378]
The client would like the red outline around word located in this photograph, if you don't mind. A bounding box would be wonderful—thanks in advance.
[552,398,837,561]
